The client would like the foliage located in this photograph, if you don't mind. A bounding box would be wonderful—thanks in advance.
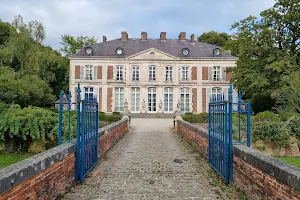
[0,105,58,148]
[227,0,299,99]
[0,152,35,168]
[0,21,12,46]
[251,94,275,114]
[253,121,290,147]
[287,116,300,138]
[99,112,122,122]
[182,113,208,123]
[112,112,121,116]
[0,67,55,108]
[198,31,231,47]
[251,111,279,124]
[60,34,97,56]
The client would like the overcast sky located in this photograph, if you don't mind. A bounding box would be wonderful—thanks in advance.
[0,0,275,50]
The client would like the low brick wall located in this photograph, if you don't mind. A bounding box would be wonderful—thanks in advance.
[176,119,300,200]
[0,119,129,200]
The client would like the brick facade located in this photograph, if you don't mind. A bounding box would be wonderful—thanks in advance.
[107,66,113,80]
[107,88,112,112]
[75,65,80,79]
[202,66,208,80]
[191,67,197,80]
[97,66,102,79]
[192,88,197,113]
[176,119,300,200]
[226,71,232,81]
[202,88,206,112]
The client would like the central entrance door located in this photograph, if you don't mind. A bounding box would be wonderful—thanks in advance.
[148,87,156,112]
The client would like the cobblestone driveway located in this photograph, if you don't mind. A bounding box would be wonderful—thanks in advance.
[63,118,228,200]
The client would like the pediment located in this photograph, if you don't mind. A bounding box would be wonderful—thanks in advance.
[126,48,179,60]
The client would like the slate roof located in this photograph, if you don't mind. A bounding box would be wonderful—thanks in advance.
[71,38,236,59]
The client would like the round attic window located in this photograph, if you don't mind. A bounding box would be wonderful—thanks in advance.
[85,47,93,55]
[150,52,155,56]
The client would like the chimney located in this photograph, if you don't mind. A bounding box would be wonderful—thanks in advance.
[141,32,147,40]
[121,31,128,41]
[179,32,186,40]
[160,32,166,40]
[103,36,107,42]
[190,34,195,43]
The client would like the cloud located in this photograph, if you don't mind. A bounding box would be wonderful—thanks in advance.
[0,0,275,50]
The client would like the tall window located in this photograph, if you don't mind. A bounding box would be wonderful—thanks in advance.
[85,65,93,80]
[182,66,189,81]
[212,87,222,100]
[131,87,140,112]
[132,66,139,81]
[165,66,173,81]
[180,88,190,112]
[213,66,221,81]
[148,87,156,112]
[114,88,124,112]
[116,65,123,81]
[164,87,173,112]
[149,65,156,81]
[84,87,94,100]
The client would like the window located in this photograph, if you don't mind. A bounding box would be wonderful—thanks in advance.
[132,66,139,81]
[149,65,156,81]
[182,66,189,81]
[114,88,124,112]
[84,87,94,100]
[131,87,140,112]
[164,87,173,112]
[85,65,93,80]
[180,88,190,112]
[213,66,221,81]
[116,65,123,81]
[148,87,156,112]
[165,66,173,81]
[212,87,222,100]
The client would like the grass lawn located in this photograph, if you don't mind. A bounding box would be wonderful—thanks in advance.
[0,152,35,168]
[278,157,300,168]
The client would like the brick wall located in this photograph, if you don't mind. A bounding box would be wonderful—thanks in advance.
[98,66,102,79]
[107,66,113,80]
[107,87,112,112]
[202,88,206,112]
[202,66,208,80]
[75,65,80,79]
[176,119,300,200]
[191,67,197,80]
[192,88,197,113]
[0,119,129,200]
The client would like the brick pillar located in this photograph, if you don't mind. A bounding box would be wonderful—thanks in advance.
[202,67,208,80]
[97,66,102,79]
[202,88,206,112]
[99,87,102,112]
[192,88,197,113]
[107,66,113,80]
[75,65,80,79]
[107,88,112,112]
[192,67,197,80]
[226,71,232,81]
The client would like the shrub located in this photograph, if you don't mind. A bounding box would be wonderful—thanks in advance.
[99,113,122,122]
[253,121,290,147]
[288,116,300,138]
[112,112,121,115]
[182,112,208,123]
[252,111,279,124]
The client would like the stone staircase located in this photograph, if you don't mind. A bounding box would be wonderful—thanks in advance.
[129,113,175,118]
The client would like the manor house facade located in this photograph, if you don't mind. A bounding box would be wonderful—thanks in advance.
[69,32,237,114]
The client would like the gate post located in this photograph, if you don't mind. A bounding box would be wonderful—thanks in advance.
[58,91,63,145]
[75,84,81,183]
[228,84,233,183]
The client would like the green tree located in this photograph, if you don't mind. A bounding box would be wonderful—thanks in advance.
[198,31,230,47]
[60,35,97,56]
[0,21,12,46]
[227,0,299,98]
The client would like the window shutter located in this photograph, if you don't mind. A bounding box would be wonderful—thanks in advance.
[206,87,212,111]
[94,66,98,80]
[80,66,84,80]
[223,88,228,101]
[222,67,226,81]
[75,65,80,79]
[81,87,85,100]
[208,67,213,81]
[94,87,98,101]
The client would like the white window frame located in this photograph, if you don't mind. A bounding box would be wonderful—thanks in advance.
[164,87,173,112]
[182,66,189,81]
[149,65,156,81]
[114,87,124,112]
[165,66,173,81]
[180,87,190,112]
[211,87,222,100]
[148,87,156,112]
[132,65,139,81]
[213,66,221,81]
[84,87,94,100]
[131,87,140,112]
[116,65,123,81]
[85,65,93,80]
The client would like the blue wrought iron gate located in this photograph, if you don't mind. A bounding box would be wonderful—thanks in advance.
[58,84,99,184]
[208,84,251,183]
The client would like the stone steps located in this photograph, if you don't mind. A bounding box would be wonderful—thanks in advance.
[129,113,174,118]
